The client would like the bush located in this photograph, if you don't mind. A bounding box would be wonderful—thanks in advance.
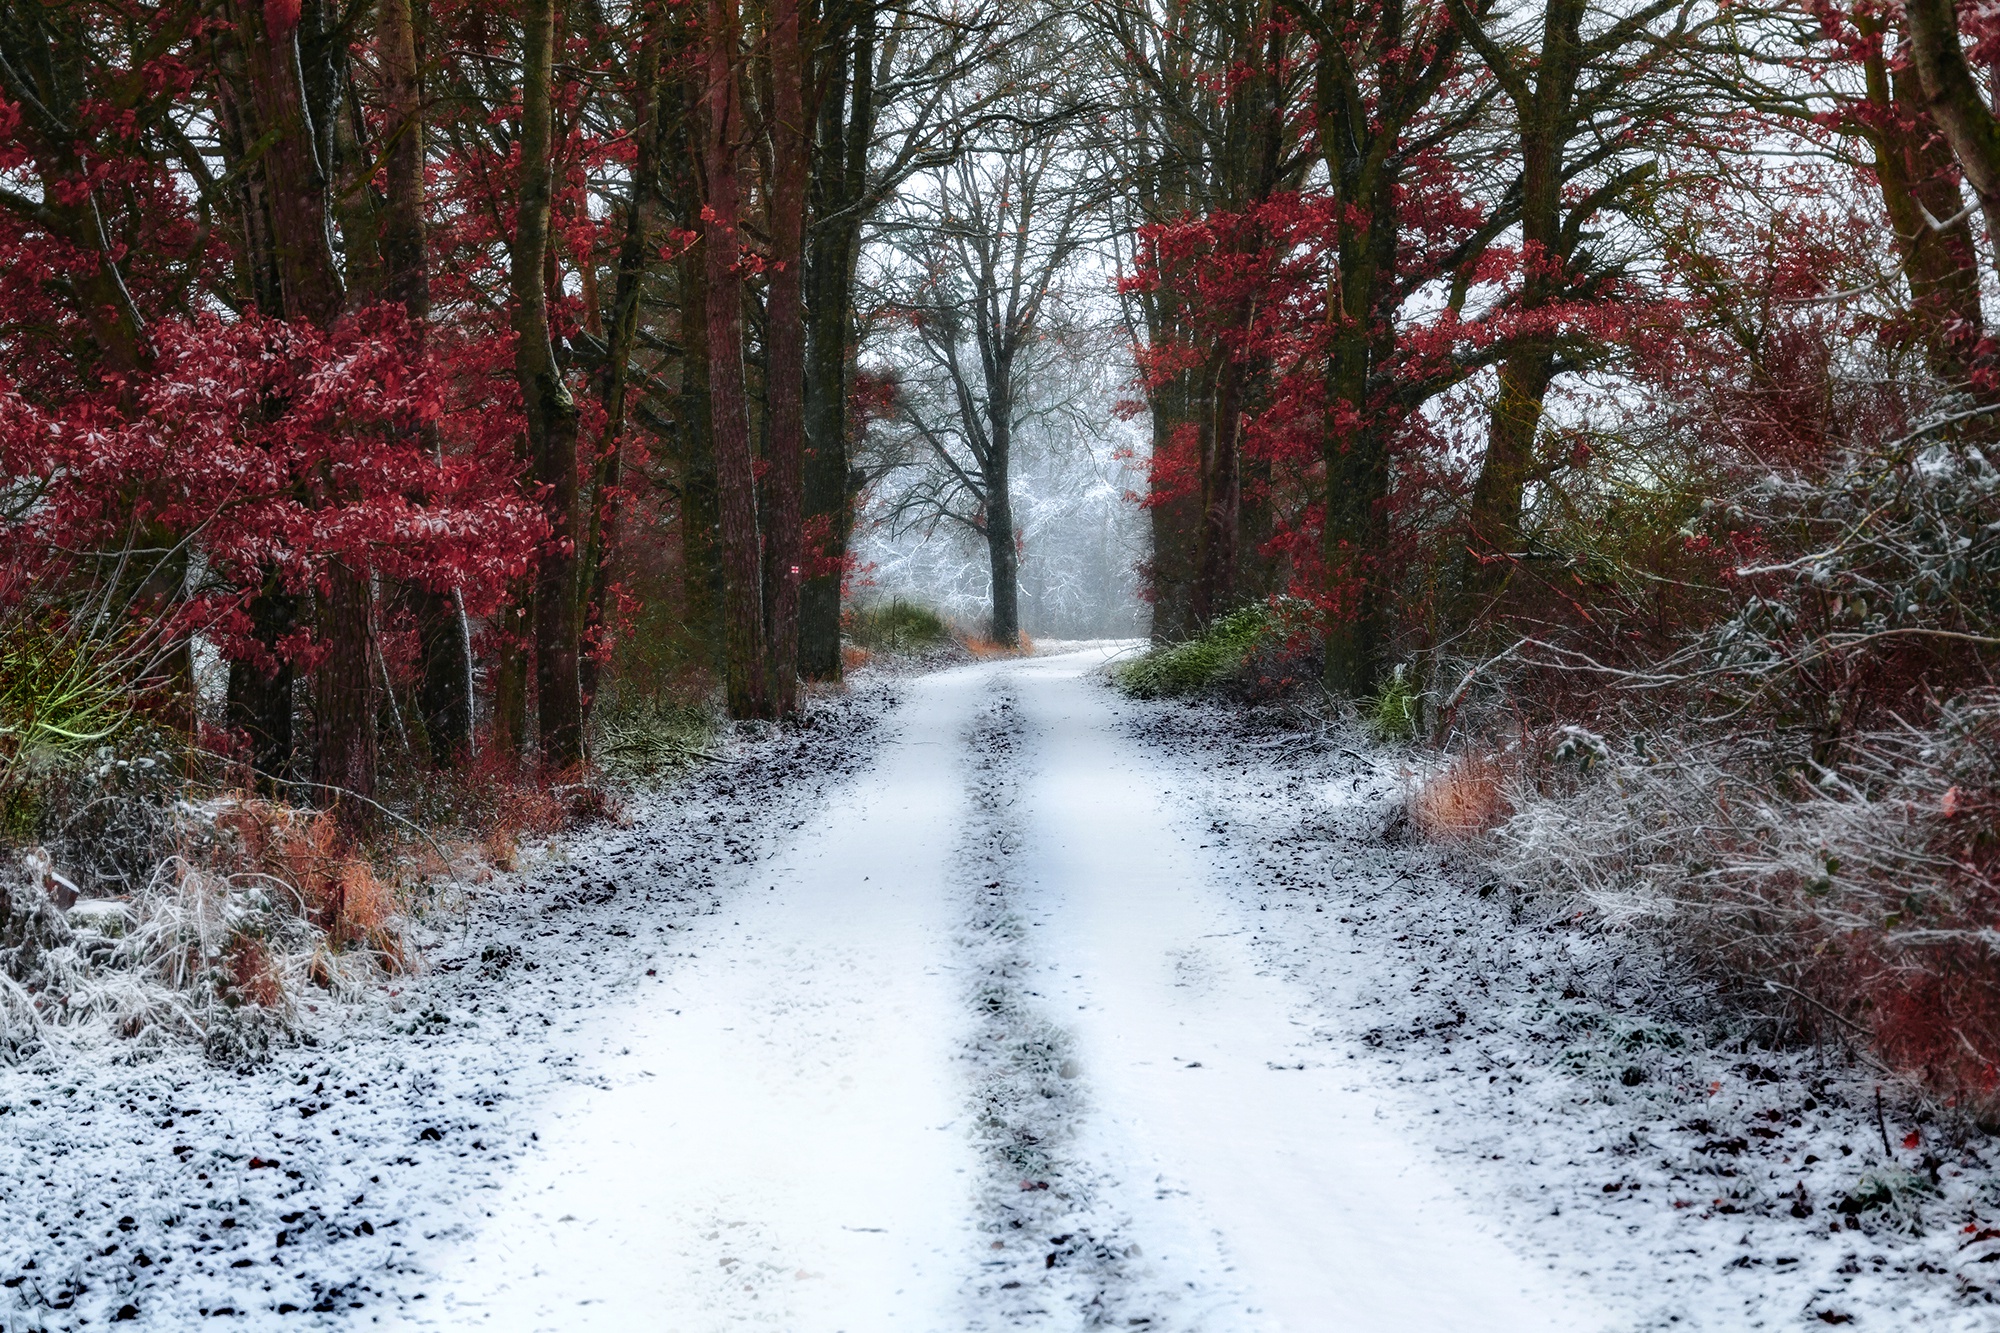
[1367,665,1420,741]
[593,696,720,784]
[1486,697,2000,1122]
[844,599,953,654]
[1113,603,1279,699]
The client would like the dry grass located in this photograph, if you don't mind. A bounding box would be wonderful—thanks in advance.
[207,799,411,964]
[1410,753,1511,841]
[961,631,1036,659]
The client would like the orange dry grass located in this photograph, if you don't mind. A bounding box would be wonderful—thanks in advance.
[210,798,412,967]
[842,644,872,672]
[476,780,568,871]
[961,631,1035,659]
[224,935,284,1009]
[1410,754,1511,841]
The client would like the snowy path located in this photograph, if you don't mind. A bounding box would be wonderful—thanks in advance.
[1008,655,1607,1331]
[412,670,986,1330]
[405,651,1609,1332]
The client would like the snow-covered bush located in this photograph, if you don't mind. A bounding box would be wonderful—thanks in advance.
[1488,694,2000,1120]
[1114,599,1318,699]
[0,797,417,1062]
[1432,275,2000,1117]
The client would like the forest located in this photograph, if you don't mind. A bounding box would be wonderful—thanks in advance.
[2,0,2000,1225]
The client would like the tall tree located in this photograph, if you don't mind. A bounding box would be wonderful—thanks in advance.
[798,0,1011,676]
[703,0,773,717]
[512,0,586,768]
[875,105,1092,646]
[1280,0,1483,696]
[762,0,808,714]
[581,0,675,719]
[377,0,476,766]
[1090,0,1309,638]
[1447,0,1706,628]
[229,0,380,818]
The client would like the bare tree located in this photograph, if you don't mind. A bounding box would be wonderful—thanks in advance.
[868,84,1096,646]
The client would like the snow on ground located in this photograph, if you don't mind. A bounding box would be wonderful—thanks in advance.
[3,646,1997,1332]
[1117,667,2000,1331]
[0,684,896,1330]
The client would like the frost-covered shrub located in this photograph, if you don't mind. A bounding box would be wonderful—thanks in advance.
[1489,696,2000,1120]
[0,796,417,1061]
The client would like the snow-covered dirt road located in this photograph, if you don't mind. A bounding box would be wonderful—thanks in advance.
[410,649,1605,1333]
[7,648,1996,1331]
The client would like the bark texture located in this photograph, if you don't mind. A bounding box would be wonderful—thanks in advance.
[702,0,772,718]
[762,0,807,715]
[799,10,875,679]
[512,0,585,770]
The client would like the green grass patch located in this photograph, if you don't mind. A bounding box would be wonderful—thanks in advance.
[1113,604,1276,699]
[1366,666,1419,742]
[845,599,953,654]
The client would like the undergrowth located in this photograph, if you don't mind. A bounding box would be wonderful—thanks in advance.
[592,695,720,785]
[1113,603,1280,698]
[1,717,614,1062]
[844,598,953,654]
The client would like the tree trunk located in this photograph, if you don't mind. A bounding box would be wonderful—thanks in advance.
[1453,0,1574,631]
[581,2,673,721]
[1321,334,1391,698]
[512,0,585,770]
[236,0,344,327]
[233,0,385,817]
[1857,16,1986,379]
[762,0,807,716]
[1317,69,1401,698]
[312,560,377,827]
[491,593,532,765]
[986,502,1020,648]
[1194,349,1244,624]
[798,9,874,679]
[1458,352,1554,622]
[679,247,726,671]
[375,0,473,762]
[985,378,1019,647]
[1907,0,2000,277]
[1140,337,1201,643]
[702,0,772,719]
[799,228,856,676]
[228,578,297,793]
[1190,8,1283,628]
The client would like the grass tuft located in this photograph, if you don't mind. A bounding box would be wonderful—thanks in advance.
[1113,604,1276,699]
[1367,665,1420,742]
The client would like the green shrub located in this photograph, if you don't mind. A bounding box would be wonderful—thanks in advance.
[1366,665,1419,742]
[845,599,952,654]
[1113,603,1276,699]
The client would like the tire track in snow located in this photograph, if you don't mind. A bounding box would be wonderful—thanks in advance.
[953,680,1157,1329]
[1003,648,1617,1332]
[954,674,1259,1331]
